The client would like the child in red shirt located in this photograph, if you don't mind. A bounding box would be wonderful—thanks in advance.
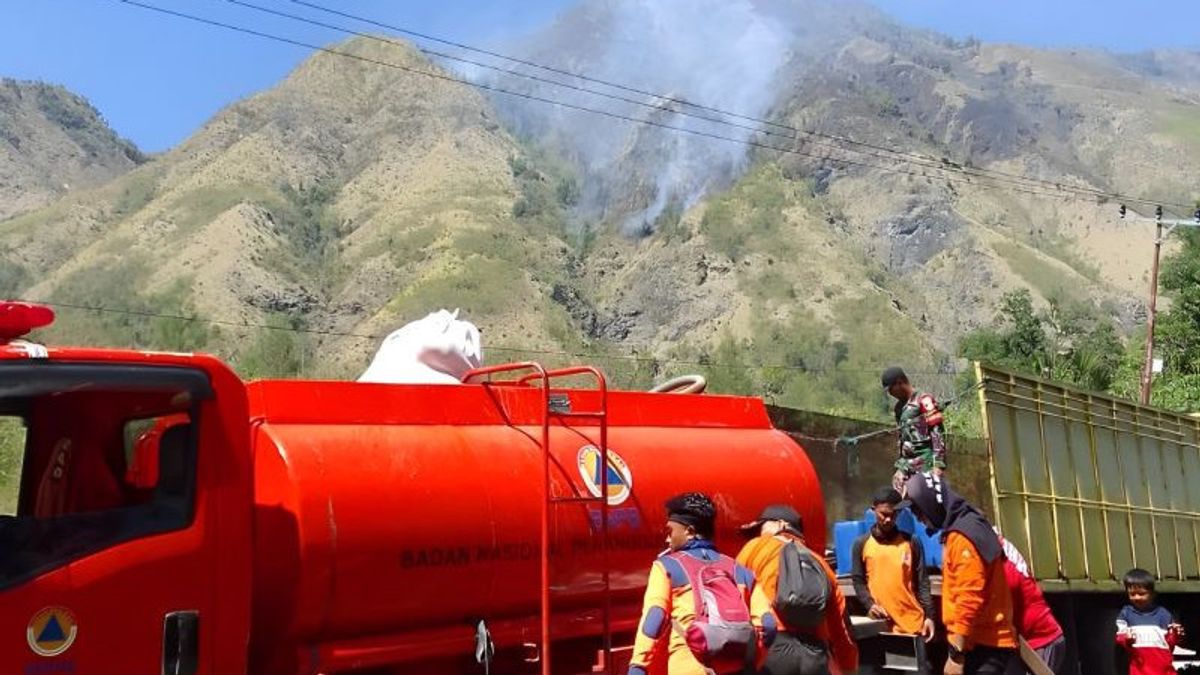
[1116,568,1184,675]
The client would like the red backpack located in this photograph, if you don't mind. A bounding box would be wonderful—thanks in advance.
[668,552,756,673]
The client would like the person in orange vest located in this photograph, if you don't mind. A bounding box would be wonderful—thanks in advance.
[628,492,767,675]
[736,505,859,675]
[902,473,1016,675]
[850,488,936,643]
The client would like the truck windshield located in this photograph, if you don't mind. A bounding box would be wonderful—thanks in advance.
[0,363,211,589]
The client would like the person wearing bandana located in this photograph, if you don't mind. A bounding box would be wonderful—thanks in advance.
[628,492,767,675]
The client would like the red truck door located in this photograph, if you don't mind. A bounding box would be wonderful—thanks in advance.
[0,360,251,675]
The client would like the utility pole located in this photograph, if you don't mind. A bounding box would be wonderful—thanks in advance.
[1120,204,1200,405]
[1141,206,1165,406]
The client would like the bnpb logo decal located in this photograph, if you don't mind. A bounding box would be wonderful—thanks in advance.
[576,445,633,506]
[27,607,77,657]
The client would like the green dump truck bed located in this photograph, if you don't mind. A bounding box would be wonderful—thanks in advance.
[977,363,1200,594]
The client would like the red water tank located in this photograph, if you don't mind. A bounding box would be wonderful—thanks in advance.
[245,379,824,674]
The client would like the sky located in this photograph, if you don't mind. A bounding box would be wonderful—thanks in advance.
[3,0,1199,153]
[871,0,1200,53]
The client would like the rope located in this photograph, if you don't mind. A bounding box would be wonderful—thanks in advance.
[782,379,987,476]
[833,379,987,449]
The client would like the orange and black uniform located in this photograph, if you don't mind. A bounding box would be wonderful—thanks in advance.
[903,472,1016,674]
[850,529,933,635]
[628,539,768,675]
[942,531,1016,652]
[736,533,858,674]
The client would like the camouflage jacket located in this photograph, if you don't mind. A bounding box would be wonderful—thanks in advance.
[893,392,947,469]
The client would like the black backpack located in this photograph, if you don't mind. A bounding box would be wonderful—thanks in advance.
[774,541,831,628]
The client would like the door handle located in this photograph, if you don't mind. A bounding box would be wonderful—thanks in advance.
[163,610,199,675]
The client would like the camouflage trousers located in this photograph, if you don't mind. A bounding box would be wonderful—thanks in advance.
[892,450,937,493]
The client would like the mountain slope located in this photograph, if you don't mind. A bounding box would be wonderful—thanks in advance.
[6,5,1200,418]
[0,79,143,220]
[495,0,1199,339]
[2,38,580,379]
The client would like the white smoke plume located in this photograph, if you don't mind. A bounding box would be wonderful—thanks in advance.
[457,0,796,233]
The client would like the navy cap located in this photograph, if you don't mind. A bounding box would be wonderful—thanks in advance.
[881,366,908,388]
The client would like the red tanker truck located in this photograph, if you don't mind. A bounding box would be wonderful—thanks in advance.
[0,302,827,675]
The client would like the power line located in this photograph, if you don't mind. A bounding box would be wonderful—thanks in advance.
[789,379,986,447]
[24,298,960,376]
[111,0,1167,206]
[74,3,1147,384]
[226,0,1117,205]
[283,0,1195,211]
[117,0,996,200]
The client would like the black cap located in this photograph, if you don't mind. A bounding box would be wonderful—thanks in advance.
[739,504,803,537]
[881,366,907,389]
[872,487,904,507]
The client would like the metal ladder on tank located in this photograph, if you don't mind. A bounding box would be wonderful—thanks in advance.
[462,362,613,675]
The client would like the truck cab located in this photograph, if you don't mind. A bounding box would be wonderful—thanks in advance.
[0,302,252,675]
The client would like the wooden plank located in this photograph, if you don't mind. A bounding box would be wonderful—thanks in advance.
[1019,636,1055,675]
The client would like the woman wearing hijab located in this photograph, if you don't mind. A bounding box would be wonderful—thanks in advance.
[902,472,1017,675]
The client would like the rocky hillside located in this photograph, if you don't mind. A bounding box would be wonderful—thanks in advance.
[0,79,143,220]
[1,38,582,380]
[480,0,1200,411]
[5,1,1200,418]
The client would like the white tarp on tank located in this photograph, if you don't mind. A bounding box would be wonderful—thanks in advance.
[357,309,482,384]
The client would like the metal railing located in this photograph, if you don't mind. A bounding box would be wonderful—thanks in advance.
[462,363,613,674]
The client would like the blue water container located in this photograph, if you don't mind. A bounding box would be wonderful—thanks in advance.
[914,522,944,569]
[833,519,869,575]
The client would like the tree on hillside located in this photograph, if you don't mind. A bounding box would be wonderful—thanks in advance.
[1155,228,1200,370]
[700,332,756,396]
[959,288,1122,392]
[959,289,1047,374]
[1043,297,1123,391]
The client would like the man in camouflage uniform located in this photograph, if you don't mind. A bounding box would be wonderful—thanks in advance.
[882,366,946,493]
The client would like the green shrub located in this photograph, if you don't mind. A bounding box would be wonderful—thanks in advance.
[35,87,90,130]
[654,201,688,242]
[556,176,580,207]
[866,89,901,118]
[699,163,793,261]
[0,260,30,296]
[40,260,213,352]
[235,315,304,380]
[111,166,162,218]
[0,416,26,514]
